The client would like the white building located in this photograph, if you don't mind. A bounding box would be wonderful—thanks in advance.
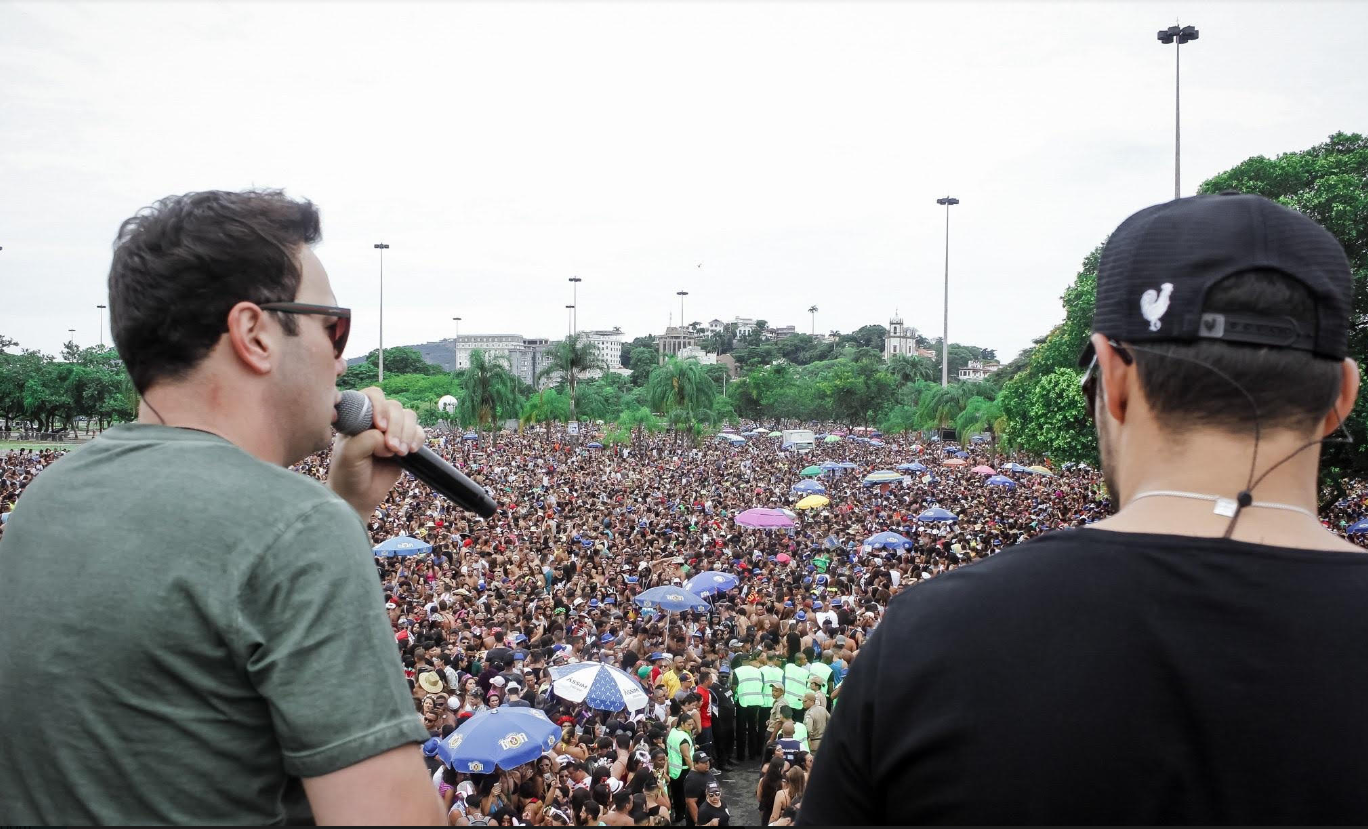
[455,334,555,387]
[958,359,1001,382]
[583,328,623,371]
[676,345,717,365]
[884,314,917,360]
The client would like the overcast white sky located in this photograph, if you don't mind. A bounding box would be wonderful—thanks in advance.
[3,1,1366,364]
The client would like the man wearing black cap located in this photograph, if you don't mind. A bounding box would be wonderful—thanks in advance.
[681,750,714,826]
[803,194,1368,824]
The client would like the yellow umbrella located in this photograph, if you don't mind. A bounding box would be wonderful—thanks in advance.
[1027,465,1054,476]
[795,494,830,510]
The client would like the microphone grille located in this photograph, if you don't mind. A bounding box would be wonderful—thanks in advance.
[335,390,374,436]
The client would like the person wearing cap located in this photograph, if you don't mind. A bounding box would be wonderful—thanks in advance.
[680,749,714,825]
[696,779,731,826]
[802,194,1368,825]
[0,191,445,825]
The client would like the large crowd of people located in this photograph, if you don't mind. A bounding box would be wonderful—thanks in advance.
[5,423,1368,825]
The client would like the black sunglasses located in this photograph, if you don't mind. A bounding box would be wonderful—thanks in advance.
[259,302,351,358]
[1080,339,1133,421]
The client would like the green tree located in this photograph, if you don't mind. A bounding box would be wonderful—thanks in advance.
[1014,367,1095,464]
[359,347,441,376]
[628,347,658,387]
[886,353,937,384]
[538,332,603,425]
[622,335,657,368]
[646,357,717,442]
[955,396,1007,462]
[520,388,570,436]
[338,361,380,390]
[459,349,519,437]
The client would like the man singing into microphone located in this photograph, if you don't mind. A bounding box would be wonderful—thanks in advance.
[0,189,447,825]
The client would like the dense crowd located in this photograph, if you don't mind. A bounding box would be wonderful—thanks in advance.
[5,425,1368,825]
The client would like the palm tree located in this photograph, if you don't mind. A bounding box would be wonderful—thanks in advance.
[519,389,569,437]
[537,332,604,426]
[459,349,518,439]
[808,305,818,335]
[955,396,1008,463]
[886,353,936,384]
[645,357,717,443]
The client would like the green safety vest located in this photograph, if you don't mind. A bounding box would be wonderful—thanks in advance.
[794,721,809,751]
[783,663,810,708]
[808,662,833,695]
[760,665,785,700]
[666,729,690,779]
[733,665,765,708]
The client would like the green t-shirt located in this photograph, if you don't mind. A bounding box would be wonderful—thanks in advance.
[0,425,426,825]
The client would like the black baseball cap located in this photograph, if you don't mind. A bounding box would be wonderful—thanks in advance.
[1079,192,1352,366]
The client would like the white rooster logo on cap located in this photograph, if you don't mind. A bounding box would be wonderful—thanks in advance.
[1140,283,1174,331]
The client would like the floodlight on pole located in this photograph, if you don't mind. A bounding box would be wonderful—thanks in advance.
[374,243,390,381]
[1157,23,1199,199]
[935,196,960,387]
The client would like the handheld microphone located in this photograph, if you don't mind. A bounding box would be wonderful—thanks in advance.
[335,390,498,518]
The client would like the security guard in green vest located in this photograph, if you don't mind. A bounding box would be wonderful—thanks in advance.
[732,654,766,761]
[665,716,695,823]
[808,651,834,703]
[783,650,812,710]
[759,652,786,721]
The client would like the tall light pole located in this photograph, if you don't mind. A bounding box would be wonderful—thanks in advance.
[568,276,582,336]
[374,243,390,381]
[68,329,76,348]
[677,291,689,331]
[1158,24,1198,200]
[452,316,462,374]
[566,305,575,337]
[936,196,959,388]
[96,304,106,349]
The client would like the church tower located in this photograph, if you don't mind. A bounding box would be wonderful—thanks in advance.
[884,312,914,360]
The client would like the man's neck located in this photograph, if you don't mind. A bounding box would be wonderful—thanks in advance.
[138,380,288,466]
[1094,428,1357,552]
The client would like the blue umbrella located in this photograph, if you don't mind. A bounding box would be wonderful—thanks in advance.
[684,571,740,596]
[633,586,710,612]
[586,442,603,449]
[435,707,560,773]
[970,435,988,443]
[954,451,970,459]
[462,432,479,441]
[985,475,1017,489]
[862,531,913,551]
[1001,462,1030,473]
[373,535,432,557]
[791,480,827,495]
[898,462,927,472]
[916,507,959,523]
[819,461,843,471]
[1349,518,1368,534]
[838,462,859,470]
[548,662,650,712]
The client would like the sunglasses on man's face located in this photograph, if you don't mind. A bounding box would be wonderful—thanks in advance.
[1080,339,1133,422]
[259,302,351,358]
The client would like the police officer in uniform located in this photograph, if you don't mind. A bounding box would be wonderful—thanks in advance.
[713,664,737,771]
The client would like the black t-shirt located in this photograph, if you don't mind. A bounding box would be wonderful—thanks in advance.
[801,528,1368,825]
[696,801,730,825]
[682,769,711,810]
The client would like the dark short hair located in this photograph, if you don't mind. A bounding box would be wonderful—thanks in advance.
[108,189,322,392]
[1129,271,1342,433]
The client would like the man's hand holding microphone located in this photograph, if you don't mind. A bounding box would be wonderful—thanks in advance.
[330,387,498,521]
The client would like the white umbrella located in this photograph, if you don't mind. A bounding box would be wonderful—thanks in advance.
[549,662,650,712]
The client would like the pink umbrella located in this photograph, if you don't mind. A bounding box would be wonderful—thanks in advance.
[943,458,968,467]
[776,553,792,564]
[972,465,996,475]
[735,508,795,529]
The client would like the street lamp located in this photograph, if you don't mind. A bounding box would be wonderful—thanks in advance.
[568,276,582,335]
[1158,23,1199,200]
[96,304,106,349]
[67,329,76,348]
[566,305,576,337]
[452,316,462,374]
[677,291,689,331]
[936,196,960,388]
[373,243,390,381]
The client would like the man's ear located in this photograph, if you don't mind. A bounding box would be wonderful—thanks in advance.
[1324,358,1361,437]
[225,301,274,376]
[1092,334,1132,425]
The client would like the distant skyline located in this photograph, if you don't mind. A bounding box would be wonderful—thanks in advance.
[4,2,1367,364]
